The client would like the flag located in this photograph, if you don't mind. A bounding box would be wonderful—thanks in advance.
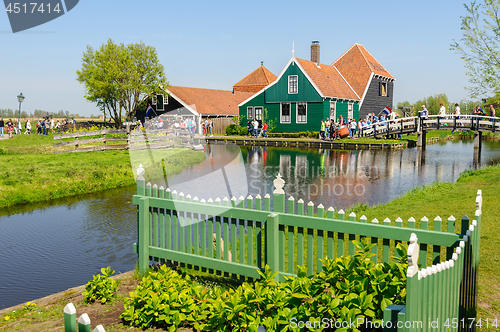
[146,105,154,118]
[382,106,392,115]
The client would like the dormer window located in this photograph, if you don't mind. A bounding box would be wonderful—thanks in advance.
[288,75,298,94]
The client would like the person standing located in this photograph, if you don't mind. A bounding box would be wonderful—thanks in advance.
[452,103,462,133]
[320,120,325,140]
[489,104,496,128]
[439,103,446,117]
[0,117,4,137]
[209,119,213,137]
[253,120,259,138]
[262,122,268,137]
[26,120,32,135]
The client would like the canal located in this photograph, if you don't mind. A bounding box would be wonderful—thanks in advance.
[1,139,499,309]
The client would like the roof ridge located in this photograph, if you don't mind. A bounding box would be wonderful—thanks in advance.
[261,66,271,84]
[354,44,373,72]
[332,65,360,99]
[331,43,357,66]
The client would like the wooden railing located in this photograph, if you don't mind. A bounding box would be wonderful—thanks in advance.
[362,114,500,138]
[53,130,129,153]
[53,129,194,153]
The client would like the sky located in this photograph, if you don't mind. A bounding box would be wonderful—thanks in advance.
[0,0,476,117]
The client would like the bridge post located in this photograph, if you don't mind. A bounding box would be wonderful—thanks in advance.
[474,131,482,149]
[417,130,426,148]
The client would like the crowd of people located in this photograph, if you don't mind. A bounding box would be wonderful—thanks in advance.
[319,111,401,140]
[141,117,216,136]
[0,117,79,137]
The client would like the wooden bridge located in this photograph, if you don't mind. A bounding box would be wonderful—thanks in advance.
[362,114,500,149]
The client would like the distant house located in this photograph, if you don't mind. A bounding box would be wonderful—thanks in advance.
[136,64,276,133]
[233,62,277,93]
[238,42,394,132]
[136,86,254,133]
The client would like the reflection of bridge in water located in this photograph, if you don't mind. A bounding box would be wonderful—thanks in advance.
[362,114,500,165]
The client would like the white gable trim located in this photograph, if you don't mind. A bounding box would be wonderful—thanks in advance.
[165,89,199,116]
[293,59,325,98]
[332,65,360,100]
[237,88,266,107]
[358,72,374,109]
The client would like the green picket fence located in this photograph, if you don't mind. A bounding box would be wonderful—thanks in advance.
[132,165,480,331]
[63,303,105,332]
[385,190,482,332]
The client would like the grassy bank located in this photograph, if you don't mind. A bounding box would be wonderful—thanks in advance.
[0,134,206,208]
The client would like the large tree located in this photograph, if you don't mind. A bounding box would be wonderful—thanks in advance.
[77,39,168,128]
[451,0,500,98]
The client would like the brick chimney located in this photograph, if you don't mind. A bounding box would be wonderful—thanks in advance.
[311,41,320,64]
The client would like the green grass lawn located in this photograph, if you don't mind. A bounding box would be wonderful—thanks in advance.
[0,133,206,208]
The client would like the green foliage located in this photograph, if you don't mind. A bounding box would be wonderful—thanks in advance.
[451,1,500,98]
[82,266,118,304]
[121,240,408,331]
[77,38,168,128]
[121,265,211,331]
[268,131,319,138]
[225,124,249,136]
[413,93,451,115]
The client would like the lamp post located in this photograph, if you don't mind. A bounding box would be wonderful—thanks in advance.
[17,93,25,134]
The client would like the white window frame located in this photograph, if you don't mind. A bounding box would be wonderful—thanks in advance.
[288,75,298,94]
[254,107,263,121]
[330,100,337,121]
[247,106,254,120]
[296,102,307,123]
[152,95,157,105]
[348,102,354,120]
[280,102,291,124]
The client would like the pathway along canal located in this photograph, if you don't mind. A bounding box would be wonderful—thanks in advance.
[1,139,500,309]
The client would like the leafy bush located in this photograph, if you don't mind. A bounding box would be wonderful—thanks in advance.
[225,124,248,136]
[121,265,211,331]
[268,131,319,138]
[82,266,118,304]
[121,240,408,331]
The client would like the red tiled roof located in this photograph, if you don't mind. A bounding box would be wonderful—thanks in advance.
[168,86,254,115]
[295,58,359,100]
[332,43,393,97]
[233,64,277,93]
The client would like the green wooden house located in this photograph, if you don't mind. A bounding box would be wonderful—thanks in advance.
[239,51,360,133]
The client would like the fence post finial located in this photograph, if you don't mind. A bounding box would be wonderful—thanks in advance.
[407,233,419,277]
[273,173,285,194]
[137,164,145,181]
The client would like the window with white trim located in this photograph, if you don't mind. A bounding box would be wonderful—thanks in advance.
[281,103,291,123]
[254,107,263,121]
[288,75,298,94]
[348,102,354,119]
[297,102,307,123]
[247,106,253,119]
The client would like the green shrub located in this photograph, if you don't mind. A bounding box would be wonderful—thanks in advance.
[225,124,248,136]
[121,265,211,331]
[121,240,408,331]
[82,266,118,304]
